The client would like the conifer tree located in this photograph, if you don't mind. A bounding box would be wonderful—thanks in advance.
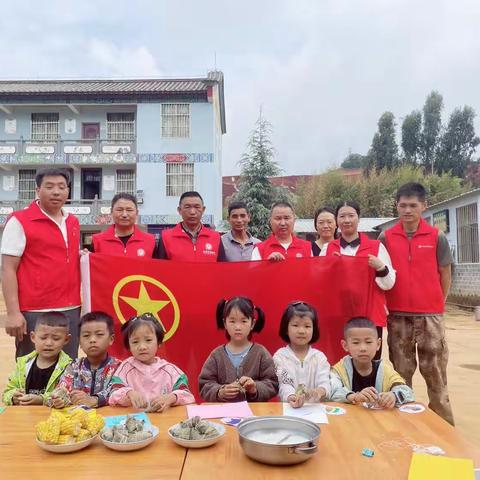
[233,113,290,239]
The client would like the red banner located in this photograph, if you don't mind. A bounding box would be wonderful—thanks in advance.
[82,254,374,399]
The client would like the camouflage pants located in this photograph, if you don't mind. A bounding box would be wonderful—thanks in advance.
[387,314,455,426]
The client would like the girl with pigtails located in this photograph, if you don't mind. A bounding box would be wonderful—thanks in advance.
[198,296,279,402]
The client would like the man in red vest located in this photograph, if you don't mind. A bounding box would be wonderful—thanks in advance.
[91,193,155,258]
[1,168,81,359]
[379,182,454,425]
[251,201,312,260]
[154,191,226,261]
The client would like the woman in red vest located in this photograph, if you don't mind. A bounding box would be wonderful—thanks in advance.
[91,193,155,258]
[320,201,395,357]
[311,206,337,256]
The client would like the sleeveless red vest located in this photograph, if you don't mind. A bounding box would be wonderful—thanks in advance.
[161,223,221,262]
[11,201,81,311]
[384,219,444,313]
[92,225,155,258]
[326,234,387,326]
[256,234,312,259]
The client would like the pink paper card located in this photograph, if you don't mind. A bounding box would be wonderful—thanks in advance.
[186,401,254,419]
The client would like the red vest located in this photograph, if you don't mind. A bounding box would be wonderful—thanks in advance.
[384,219,444,314]
[92,225,155,258]
[162,223,221,262]
[256,234,312,259]
[11,201,81,311]
[326,234,387,327]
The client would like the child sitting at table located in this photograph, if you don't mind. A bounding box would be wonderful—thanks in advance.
[198,296,279,402]
[109,313,195,411]
[50,311,123,408]
[3,312,72,406]
[273,301,330,408]
[330,317,414,407]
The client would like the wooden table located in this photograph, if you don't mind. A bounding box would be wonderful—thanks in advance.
[182,403,480,480]
[1,404,479,479]
[0,406,187,480]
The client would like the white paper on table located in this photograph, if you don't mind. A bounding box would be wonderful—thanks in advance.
[282,403,329,424]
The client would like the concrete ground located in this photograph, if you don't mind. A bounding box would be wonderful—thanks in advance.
[0,301,478,447]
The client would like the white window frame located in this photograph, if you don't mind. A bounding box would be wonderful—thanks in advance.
[166,163,194,197]
[456,203,479,263]
[161,103,190,138]
[18,169,37,201]
[107,113,135,141]
[116,169,136,195]
[31,113,59,141]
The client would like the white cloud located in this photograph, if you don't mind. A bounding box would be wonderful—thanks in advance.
[86,39,162,77]
[1,0,480,174]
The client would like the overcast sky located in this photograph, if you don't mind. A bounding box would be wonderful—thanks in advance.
[2,0,480,175]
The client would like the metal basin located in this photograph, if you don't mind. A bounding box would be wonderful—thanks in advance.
[237,416,320,465]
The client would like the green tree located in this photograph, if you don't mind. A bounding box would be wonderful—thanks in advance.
[421,91,443,172]
[401,110,422,164]
[233,114,290,239]
[424,170,467,204]
[294,165,470,219]
[366,112,399,172]
[341,153,367,169]
[466,161,480,187]
[295,169,361,218]
[435,106,480,177]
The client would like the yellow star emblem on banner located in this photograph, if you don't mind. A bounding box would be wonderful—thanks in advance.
[120,281,170,332]
[112,275,180,341]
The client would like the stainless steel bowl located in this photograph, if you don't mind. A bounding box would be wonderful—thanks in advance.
[237,416,320,465]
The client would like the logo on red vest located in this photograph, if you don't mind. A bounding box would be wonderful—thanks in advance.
[137,248,146,257]
[202,242,216,255]
[417,245,434,249]
[296,253,303,258]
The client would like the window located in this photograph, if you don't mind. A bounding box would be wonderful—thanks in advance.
[456,203,479,263]
[166,163,194,197]
[116,169,136,195]
[18,169,37,201]
[107,113,135,141]
[161,104,190,138]
[31,113,59,141]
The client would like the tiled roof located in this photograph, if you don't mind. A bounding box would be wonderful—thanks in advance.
[0,71,226,133]
[0,79,210,95]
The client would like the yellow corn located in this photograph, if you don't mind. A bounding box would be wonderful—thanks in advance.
[36,416,61,444]
[85,415,104,435]
[59,419,81,436]
[77,428,92,442]
[57,434,75,445]
[70,407,88,424]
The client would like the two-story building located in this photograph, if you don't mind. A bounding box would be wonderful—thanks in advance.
[0,71,226,247]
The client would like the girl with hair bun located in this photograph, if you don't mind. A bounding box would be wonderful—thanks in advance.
[198,296,279,402]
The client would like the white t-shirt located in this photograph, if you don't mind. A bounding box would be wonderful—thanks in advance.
[0,203,77,312]
[1,205,69,257]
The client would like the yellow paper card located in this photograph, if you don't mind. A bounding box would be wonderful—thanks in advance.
[408,453,474,480]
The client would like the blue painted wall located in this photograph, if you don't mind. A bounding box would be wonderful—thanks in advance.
[0,105,135,141]
[0,100,223,226]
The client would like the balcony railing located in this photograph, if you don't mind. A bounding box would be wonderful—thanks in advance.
[0,137,136,156]
[0,198,114,226]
